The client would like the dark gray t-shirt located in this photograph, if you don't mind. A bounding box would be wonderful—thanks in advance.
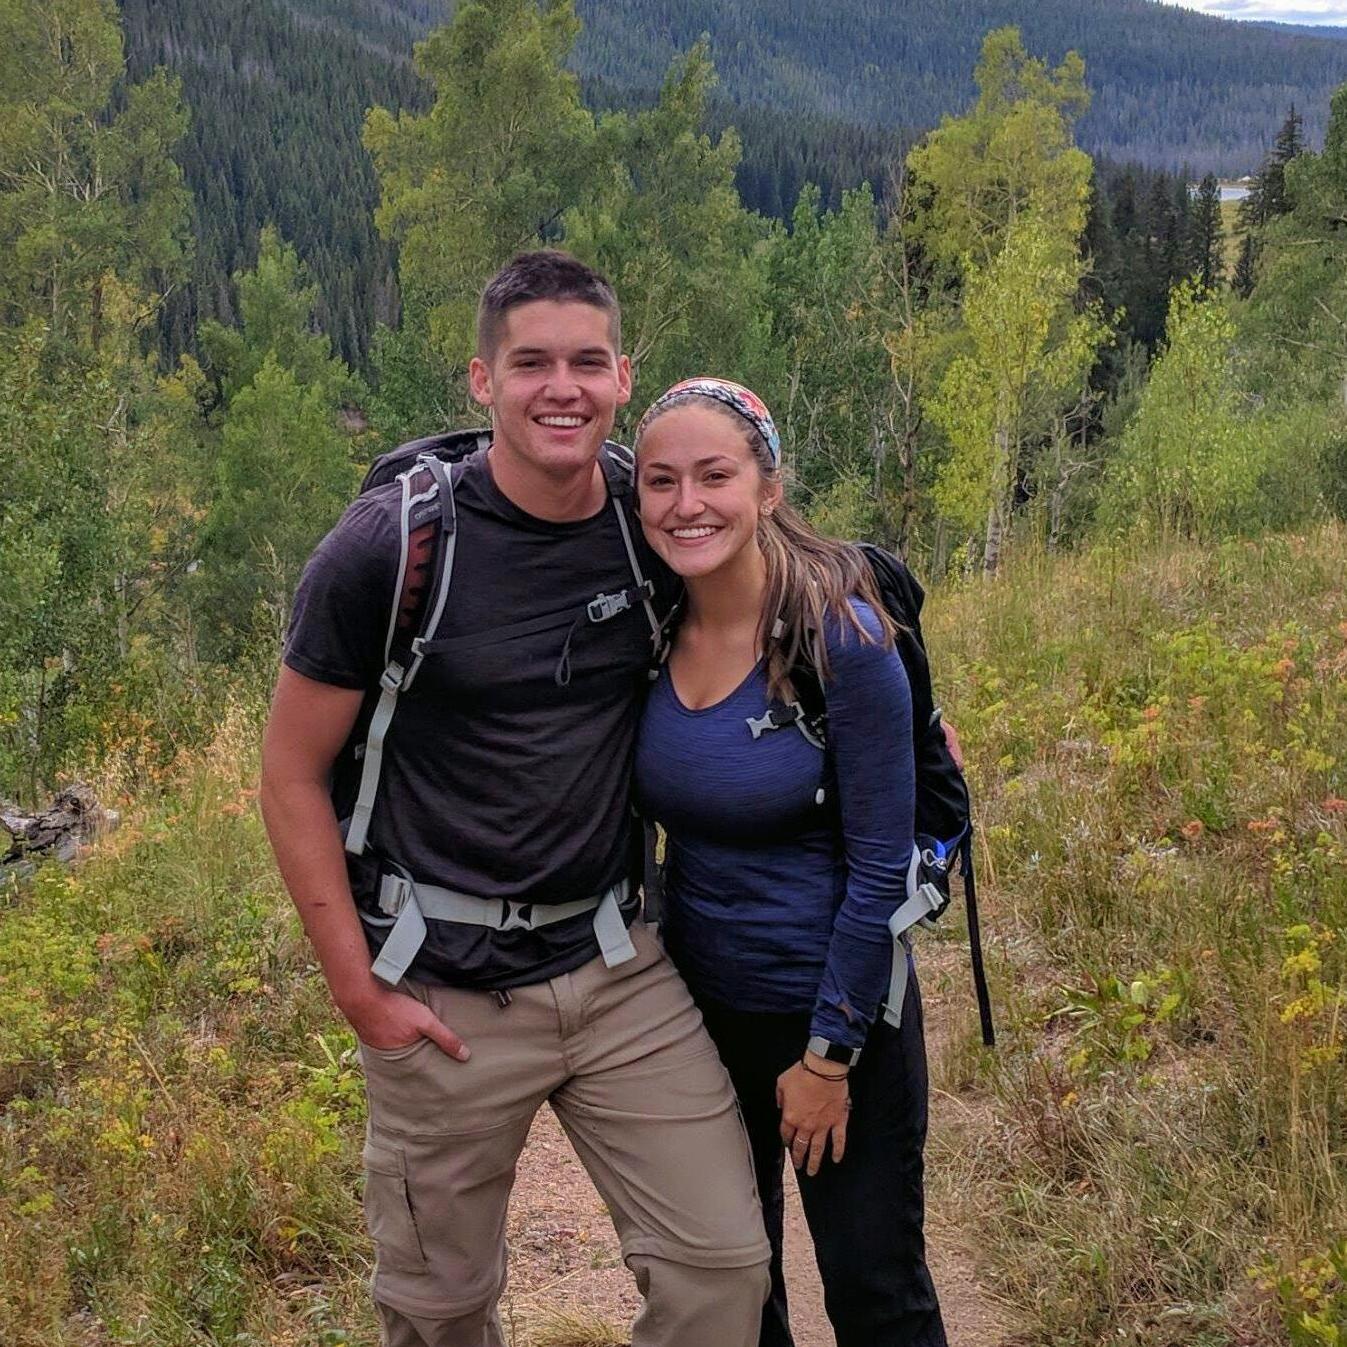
[284,448,666,988]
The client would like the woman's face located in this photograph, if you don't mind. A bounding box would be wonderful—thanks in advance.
[636,402,781,581]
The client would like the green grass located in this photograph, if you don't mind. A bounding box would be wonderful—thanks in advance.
[0,527,1342,1345]
[925,526,1346,1346]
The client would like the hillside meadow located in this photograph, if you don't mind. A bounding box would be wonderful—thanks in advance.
[1,526,1343,1347]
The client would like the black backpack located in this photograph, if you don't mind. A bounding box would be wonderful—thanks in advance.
[649,543,995,1048]
[816,545,994,1048]
[339,429,659,859]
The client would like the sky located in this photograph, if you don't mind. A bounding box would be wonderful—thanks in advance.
[1157,0,1347,22]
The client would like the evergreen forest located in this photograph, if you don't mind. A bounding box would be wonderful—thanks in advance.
[1,2,1345,1344]
[115,0,1347,366]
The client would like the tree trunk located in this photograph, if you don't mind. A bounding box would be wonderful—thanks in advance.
[983,421,1011,574]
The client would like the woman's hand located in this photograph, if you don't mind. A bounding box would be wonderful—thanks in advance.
[777,1056,850,1176]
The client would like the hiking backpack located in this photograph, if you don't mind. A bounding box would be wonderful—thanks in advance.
[338,428,660,860]
[652,543,995,1048]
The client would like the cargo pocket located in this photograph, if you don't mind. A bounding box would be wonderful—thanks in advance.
[363,1137,429,1275]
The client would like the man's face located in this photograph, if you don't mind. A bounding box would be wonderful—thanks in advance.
[469,300,631,480]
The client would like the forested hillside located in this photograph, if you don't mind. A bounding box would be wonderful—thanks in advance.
[120,0,427,363]
[119,0,1347,365]
[569,0,1347,173]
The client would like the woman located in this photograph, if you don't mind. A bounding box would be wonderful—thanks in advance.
[633,378,947,1347]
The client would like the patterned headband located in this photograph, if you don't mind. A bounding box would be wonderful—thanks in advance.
[636,377,782,468]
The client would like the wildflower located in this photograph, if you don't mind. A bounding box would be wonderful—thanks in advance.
[1247,818,1278,833]
[1180,819,1205,842]
[1324,797,1347,815]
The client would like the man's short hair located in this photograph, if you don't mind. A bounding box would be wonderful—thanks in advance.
[476,250,621,359]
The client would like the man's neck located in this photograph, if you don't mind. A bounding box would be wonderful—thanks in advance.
[486,445,607,522]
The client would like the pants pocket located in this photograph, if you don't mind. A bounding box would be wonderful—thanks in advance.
[363,1137,429,1276]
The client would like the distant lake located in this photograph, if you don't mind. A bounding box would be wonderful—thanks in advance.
[1221,185,1251,202]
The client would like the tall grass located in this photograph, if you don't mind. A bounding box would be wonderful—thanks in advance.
[926,526,1346,1346]
[0,698,374,1346]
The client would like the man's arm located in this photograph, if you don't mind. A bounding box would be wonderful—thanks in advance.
[260,665,470,1059]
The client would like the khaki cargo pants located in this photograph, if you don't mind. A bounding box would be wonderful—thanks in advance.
[359,922,772,1347]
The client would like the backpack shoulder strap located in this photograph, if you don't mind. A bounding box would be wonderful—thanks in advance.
[345,451,464,856]
[600,442,659,639]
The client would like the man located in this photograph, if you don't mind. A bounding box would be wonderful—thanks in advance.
[261,251,770,1347]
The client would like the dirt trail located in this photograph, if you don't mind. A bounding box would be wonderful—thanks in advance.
[500,947,1007,1345]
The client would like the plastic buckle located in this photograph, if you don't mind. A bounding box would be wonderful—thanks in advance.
[587,590,632,623]
[500,900,534,932]
[380,875,412,918]
[746,704,800,740]
[379,661,406,694]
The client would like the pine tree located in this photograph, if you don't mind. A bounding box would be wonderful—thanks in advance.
[1187,174,1224,291]
[1232,232,1258,298]
[1262,104,1305,219]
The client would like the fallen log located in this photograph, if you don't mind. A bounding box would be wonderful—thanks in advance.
[1,783,117,869]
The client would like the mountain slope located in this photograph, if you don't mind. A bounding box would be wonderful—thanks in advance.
[565,0,1347,173]
[122,0,429,364]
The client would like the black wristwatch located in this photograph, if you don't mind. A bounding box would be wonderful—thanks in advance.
[806,1034,862,1067]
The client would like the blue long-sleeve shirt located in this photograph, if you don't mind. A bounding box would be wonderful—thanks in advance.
[634,600,914,1051]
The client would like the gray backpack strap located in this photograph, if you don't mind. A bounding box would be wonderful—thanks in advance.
[602,444,660,640]
[345,454,460,856]
[880,850,948,1027]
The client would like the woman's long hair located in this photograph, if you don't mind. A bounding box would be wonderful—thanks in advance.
[638,392,896,701]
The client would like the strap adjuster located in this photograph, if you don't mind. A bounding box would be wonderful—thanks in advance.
[379,874,413,917]
[379,661,407,694]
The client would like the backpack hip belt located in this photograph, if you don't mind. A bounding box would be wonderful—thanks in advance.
[365,874,635,986]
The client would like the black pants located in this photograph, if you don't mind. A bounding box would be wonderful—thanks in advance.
[699,975,948,1347]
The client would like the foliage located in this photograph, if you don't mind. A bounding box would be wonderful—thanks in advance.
[566,40,763,406]
[925,525,1346,1347]
[1186,174,1224,293]
[198,228,358,408]
[929,211,1106,568]
[364,0,597,385]
[906,26,1092,274]
[114,0,1347,370]
[195,358,360,659]
[751,183,925,545]
[570,0,1347,185]
[0,702,375,1346]
[120,0,422,366]
[0,0,191,350]
[1099,284,1329,542]
[189,230,365,659]
[914,30,1105,569]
